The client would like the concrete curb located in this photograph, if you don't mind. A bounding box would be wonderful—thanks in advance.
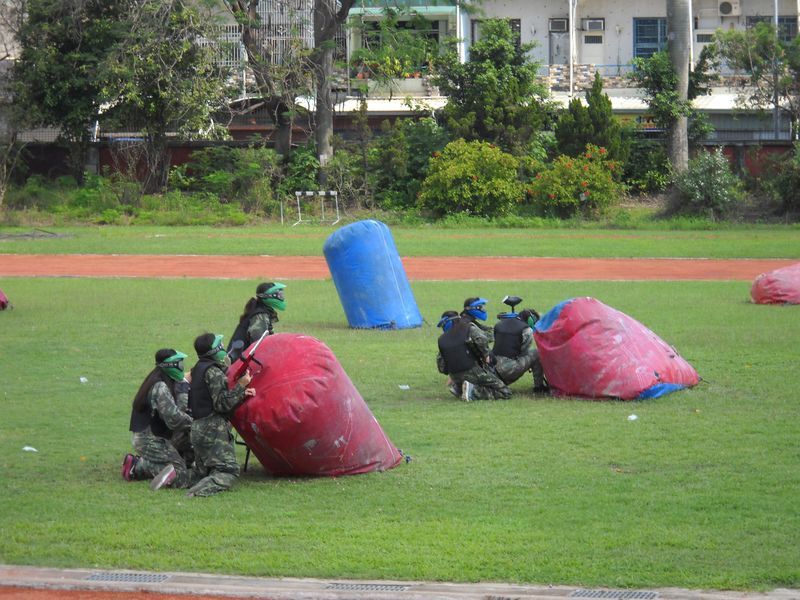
[1,565,797,600]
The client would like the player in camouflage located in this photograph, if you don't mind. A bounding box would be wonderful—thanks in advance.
[185,332,254,498]
[492,307,548,393]
[122,348,194,490]
[436,308,511,401]
[227,282,286,362]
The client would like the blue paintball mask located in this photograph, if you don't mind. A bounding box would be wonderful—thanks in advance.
[464,298,488,321]
[437,311,460,332]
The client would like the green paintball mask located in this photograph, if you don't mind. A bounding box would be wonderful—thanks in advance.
[202,334,227,364]
[157,351,188,382]
[257,282,287,311]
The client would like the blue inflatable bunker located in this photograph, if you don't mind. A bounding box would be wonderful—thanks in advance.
[323,220,423,329]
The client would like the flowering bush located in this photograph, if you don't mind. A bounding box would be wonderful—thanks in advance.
[674,148,743,219]
[526,145,624,218]
[417,139,523,218]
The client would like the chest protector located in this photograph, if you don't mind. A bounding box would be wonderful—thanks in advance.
[228,306,275,354]
[493,317,527,358]
[189,358,220,419]
[438,321,476,374]
[129,382,171,438]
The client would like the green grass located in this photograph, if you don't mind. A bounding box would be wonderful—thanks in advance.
[0,276,798,591]
[1,223,800,258]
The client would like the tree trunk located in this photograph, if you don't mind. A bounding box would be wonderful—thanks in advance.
[313,0,335,186]
[667,0,691,172]
[266,99,293,157]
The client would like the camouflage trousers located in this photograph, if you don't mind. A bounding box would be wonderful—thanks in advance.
[132,431,193,488]
[494,348,546,389]
[187,414,240,497]
[451,364,512,400]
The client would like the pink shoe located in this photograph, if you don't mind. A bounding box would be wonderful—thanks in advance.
[121,454,139,481]
[150,464,177,491]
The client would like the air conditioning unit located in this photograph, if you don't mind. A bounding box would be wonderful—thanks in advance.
[718,0,740,17]
[549,18,569,33]
[581,18,605,31]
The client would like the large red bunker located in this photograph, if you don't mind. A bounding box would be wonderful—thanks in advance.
[534,297,700,400]
[228,332,403,477]
[751,262,800,305]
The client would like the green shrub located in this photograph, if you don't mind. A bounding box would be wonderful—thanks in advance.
[5,175,62,210]
[277,144,319,199]
[624,139,671,195]
[673,147,744,219]
[526,145,624,218]
[760,143,800,215]
[417,139,523,218]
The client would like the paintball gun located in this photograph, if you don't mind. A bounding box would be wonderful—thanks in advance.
[497,295,522,318]
[229,328,270,383]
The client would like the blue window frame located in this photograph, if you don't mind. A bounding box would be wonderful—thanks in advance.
[633,18,667,59]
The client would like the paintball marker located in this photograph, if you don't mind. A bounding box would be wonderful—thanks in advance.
[229,328,270,383]
[497,295,522,318]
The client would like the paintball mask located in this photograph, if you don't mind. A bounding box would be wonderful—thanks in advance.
[257,282,287,311]
[202,334,228,365]
[156,350,187,382]
[437,311,460,332]
[519,308,540,329]
[463,297,488,321]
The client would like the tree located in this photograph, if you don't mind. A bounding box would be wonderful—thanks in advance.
[223,1,315,157]
[103,0,231,193]
[629,51,714,162]
[311,0,355,182]
[555,72,630,164]
[666,0,691,171]
[12,0,130,181]
[714,23,800,139]
[0,0,25,208]
[432,18,549,156]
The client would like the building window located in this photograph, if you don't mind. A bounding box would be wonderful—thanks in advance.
[584,35,603,44]
[471,18,522,47]
[633,18,667,59]
[746,16,799,42]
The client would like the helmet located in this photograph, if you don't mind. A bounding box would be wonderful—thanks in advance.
[437,310,460,332]
[257,282,287,311]
[463,297,488,321]
[156,348,188,382]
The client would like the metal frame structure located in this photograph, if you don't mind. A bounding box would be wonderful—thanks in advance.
[281,191,340,226]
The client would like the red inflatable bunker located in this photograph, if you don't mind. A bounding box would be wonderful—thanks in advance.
[534,297,700,400]
[751,262,800,305]
[228,332,403,477]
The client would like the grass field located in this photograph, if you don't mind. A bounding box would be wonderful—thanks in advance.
[0,226,799,592]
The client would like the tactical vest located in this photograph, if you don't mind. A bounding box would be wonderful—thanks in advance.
[189,358,220,419]
[129,382,171,438]
[438,321,476,374]
[227,306,275,354]
[493,317,528,358]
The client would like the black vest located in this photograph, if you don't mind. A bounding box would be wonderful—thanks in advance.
[227,306,275,360]
[493,317,528,358]
[438,320,476,374]
[189,358,220,419]
[129,382,171,438]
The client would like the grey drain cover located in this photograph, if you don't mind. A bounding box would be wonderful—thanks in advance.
[86,572,171,584]
[325,583,411,592]
[571,591,658,600]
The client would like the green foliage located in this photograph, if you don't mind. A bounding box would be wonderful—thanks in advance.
[349,8,437,83]
[527,145,624,218]
[674,148,744,219]
[759,142,800,214]
[277,145,320,199]
[555,73,631,164]
[623,139,672,195]
[714,23,800,134]
[368,117,449,210]
[11,0,130,179]
[433,19,549,155]
[417,139,523,218]
[169,145,281,214]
